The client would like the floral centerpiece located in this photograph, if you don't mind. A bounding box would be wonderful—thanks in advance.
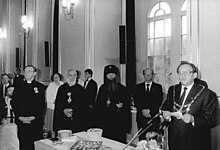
[136,132,163,150]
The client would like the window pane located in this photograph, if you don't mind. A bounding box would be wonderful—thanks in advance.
[148,56,154,68]
[155,20,164,38]
[165,37,171,54]
[149,22,154,38]
[182,15,187,34]
[148,39,154,56]
[155,38,164,55]
[164,56,170,69]
[154,56,165,74]
[165,18,171,37]
[181,35,187,54]
[161,2,171,14]
[149,3,159,17]
[155,9,165,16]
[181,1,187,11]
[147,1,171,92]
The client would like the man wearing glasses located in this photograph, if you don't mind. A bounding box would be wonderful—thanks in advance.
[161,61,217,150]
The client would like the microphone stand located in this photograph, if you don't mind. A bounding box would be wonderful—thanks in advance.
[122,112,161,150]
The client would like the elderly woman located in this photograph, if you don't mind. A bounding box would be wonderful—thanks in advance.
[44,73,64,132]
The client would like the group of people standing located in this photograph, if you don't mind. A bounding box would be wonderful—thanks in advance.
[0,62,218,150]
[134,61,217,150]
[51,65,131,144]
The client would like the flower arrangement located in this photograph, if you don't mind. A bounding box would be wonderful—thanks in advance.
[136,132,163,150]
[136,140,162,150]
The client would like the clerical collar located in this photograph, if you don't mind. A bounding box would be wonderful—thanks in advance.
[27,80,34,84]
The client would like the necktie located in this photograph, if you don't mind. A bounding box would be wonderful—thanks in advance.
[146,84,150,93]
[180,87,187,104]
[84,80,88,89]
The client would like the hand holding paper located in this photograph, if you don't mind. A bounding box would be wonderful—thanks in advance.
[162,110,183,119]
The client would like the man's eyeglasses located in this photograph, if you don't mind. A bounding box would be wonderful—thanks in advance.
[178,71,194,76]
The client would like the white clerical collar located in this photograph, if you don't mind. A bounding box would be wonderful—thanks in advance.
[26,79,34,84]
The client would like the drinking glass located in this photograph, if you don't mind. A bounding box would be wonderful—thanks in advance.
[42,128,48,139]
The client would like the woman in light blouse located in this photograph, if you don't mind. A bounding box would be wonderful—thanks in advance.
[44,73,64,132]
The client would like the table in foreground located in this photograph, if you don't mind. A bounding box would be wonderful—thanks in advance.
[34,131,135,150]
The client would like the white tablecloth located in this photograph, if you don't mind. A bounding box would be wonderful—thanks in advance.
[34,131,135,150]
[0,123,19,150]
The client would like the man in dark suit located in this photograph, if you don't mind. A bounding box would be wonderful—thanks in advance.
[162,61,217,150]
[0,73,11,99]
[84,69,98,128]
[12,65,46,150]
[134,68,163,140]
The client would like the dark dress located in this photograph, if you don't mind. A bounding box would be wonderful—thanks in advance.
[134,82,163,140]
[95,83,131,143]
[12,80,46,150]
[53,83,87,133]
[162,83,217,150]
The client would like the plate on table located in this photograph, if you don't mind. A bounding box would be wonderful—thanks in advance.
[70,140,103,150]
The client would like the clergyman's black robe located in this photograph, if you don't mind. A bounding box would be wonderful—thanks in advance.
[53,83,87,133]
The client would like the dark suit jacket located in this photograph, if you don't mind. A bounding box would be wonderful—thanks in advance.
[84,79,98,108]
[162,83,217,150]
[134,82,163,130]
[0,83,11,99]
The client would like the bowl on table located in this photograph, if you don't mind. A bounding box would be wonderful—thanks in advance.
[57,129,72,139]
[87,128,103,141]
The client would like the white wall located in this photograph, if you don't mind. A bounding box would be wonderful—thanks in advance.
[93,0,122,86]
[0,0,22,74]
[59,0,122,86]
[199,0,220,96]
[60,0,86,77]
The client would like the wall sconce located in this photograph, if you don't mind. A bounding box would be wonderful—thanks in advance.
[62,0,77,20]
[0,28,6,39]
[21,15,33,37]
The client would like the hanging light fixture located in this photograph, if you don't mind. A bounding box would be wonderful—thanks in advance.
[0,28,6,39]
[62,0,77,20]
[21,15,33,37]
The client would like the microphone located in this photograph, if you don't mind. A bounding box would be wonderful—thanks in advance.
[122,111,164,150]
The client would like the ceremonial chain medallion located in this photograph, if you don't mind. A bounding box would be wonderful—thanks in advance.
[173,99,194,116]
[172,85,205,117]
[106,98,111,107]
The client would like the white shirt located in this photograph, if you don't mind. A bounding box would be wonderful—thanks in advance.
[181,82,194,105]
[46,81,64,109]
[145,81,152,91]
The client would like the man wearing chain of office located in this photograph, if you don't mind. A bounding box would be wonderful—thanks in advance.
[161,61,216,150]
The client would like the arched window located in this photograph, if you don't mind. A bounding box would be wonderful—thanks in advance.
[147,2,171,91]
